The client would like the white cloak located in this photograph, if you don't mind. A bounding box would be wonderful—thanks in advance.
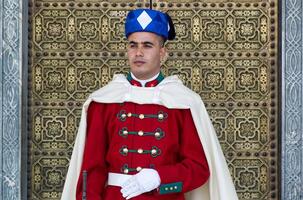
[61,74,238,200]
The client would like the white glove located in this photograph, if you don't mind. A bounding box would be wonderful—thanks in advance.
[120,168,161,199]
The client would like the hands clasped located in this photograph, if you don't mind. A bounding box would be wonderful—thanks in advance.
[120,168,161,199]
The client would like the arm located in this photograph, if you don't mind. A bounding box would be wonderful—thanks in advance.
[76,102,108,200]
[157,109,210,194]
[120,109,209,199]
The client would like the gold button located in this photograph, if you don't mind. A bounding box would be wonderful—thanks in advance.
[123,130,128,135]
[136,167,142,171]
[137,148,143,154]
[174,186,178,189]
[155,132,160,137]
[138,131,144,136]
[170,187,173,190]
[123,148,128,153]
[151,149,157,155]
[165,188,168,191]
[123,169,129,174]
[127,112,132,117]
[121,114,126,118]
[158,113,164,120]
[139,114,144,119]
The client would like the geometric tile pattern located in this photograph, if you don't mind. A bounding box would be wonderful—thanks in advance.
[24,0,279,200]
[0,0,22,200]
[281,0,303,200]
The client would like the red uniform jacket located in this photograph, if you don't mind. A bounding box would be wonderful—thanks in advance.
[76,101,209,200]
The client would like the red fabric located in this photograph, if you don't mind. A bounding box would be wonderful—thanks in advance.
[129,79,142,87]
[76,101,209,200]
[145,79,158,87]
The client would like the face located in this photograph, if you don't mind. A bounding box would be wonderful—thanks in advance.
[127,32,166,80]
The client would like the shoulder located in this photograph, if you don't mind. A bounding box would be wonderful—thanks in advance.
[87,101,120,117]
[87,101,106,112]
[88,74,129,99]
[160,76,203,107]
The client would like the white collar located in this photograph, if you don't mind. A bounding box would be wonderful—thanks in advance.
[130,72,160,87]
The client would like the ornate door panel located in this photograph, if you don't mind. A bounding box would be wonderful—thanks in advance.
[28,1,278,199]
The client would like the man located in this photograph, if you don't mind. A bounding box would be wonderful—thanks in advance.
[61,9,238,200]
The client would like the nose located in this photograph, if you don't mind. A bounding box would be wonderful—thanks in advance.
[135,47,144,57]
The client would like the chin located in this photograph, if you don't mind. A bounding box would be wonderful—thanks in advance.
[132,71,144,77]
[132,71,149,79]
[131,67,145,74]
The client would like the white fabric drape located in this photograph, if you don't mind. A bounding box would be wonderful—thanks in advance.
[61,74,238,200]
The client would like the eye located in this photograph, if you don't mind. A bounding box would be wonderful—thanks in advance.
[144,44,153,48]
[128,43,136,48]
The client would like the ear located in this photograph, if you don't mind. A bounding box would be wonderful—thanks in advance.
[160,47,167,65]
[159,47,167,61]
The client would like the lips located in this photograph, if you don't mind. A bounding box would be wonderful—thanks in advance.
[134,60,146,65]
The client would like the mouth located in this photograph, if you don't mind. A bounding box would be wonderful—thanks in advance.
[133,60,146,66]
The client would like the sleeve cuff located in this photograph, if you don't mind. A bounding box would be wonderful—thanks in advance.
[158,182,183,195]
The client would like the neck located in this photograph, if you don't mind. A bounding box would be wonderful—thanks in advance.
[131,72,160,86]
[132,70,161,80]
[127,71,165,87]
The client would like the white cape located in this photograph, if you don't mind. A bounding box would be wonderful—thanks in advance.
[61,74,238,200]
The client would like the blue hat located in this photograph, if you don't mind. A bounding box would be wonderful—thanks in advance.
[125,9,175,40]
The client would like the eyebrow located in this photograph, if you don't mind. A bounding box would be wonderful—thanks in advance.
[128,41,155,46]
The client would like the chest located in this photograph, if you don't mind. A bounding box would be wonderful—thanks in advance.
[101,102,187,172]
[104,102,185,145]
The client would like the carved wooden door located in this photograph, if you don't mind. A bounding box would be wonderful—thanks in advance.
[28,0,278,199]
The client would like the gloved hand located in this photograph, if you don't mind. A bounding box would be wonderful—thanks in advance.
[120,168,161,199]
